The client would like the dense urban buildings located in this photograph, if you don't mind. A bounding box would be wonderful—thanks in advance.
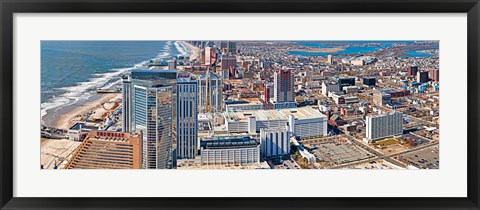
[41,40,440,170]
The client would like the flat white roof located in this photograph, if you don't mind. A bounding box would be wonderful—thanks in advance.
[225,106,326,122]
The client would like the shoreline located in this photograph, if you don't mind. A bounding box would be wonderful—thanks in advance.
[43,41,188,130]
[180,41,201,61]
[53,93,121,130]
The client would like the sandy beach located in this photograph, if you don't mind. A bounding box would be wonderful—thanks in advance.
[55,93,121,130]
[41,138,81,169]
[180,41,201,61]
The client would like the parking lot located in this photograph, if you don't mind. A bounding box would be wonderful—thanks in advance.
[396,145,439,169]
[309,141,375,167]
[271,159,301,169]
[342,159,403,169]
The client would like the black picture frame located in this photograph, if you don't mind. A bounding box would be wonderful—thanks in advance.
[1,0,479,209]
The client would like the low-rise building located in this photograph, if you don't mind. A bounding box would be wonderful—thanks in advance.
[225,99,264,112]
[199,136,260,165]
[224,106,328,139]
[322,81,340,96]
[343,86,359,94]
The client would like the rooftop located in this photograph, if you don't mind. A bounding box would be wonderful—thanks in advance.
[64,130,142,169]
[225,98,264,105]
[225,106,326,122]
[198,73,221,80]
[200,136,258,149]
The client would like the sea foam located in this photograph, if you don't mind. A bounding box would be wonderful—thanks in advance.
[41,42,177,126]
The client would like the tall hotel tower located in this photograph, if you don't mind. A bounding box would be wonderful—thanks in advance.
[366,111,403,141]
[122,76,132,132]
[197,72,223,113]
[273,68,296,109]
[122,69,177,169]
[176,72,198,159]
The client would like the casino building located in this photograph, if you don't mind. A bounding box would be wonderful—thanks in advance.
[64,130,142,169]
[224,106,328,140]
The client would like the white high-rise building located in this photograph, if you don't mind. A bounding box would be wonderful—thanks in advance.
[176,74,198,159]
[366,111,403,141]
[260,124,291,160]
[327,54,333,65]
[204,47,212,66]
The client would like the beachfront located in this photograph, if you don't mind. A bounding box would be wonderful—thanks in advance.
[55,93,121,130]
[40,41,195,169]
[40,40,439,170]
[181,41,201,61]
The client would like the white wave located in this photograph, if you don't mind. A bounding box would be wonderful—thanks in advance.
[41,42,188,125]
[40,62,148,123]
[174,41,190,57]
[158,52,170,58]
[163,41,171,51]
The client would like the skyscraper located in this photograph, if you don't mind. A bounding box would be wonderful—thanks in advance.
[227,41,237,54]
[204,47,212,66]
[168,59,177,70]
[122,69,177,169]
[260,124,291,160]
[264,83,273,103]
[417,71,429,83]
[134,85,173,169]
[221,54,236,78]
[407,66,419,77]
[273,68,295,108]
[327,54,333,65]
[176,73,198,159]
[122,76,132,132]
[220,41,228,49]
[366,111,403,141]
[203,47,216,66]
[197,72,223,113]
[430,69,439,82]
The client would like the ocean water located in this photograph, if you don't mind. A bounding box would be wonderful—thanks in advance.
[41,41,190,126]
[290,41,435,57]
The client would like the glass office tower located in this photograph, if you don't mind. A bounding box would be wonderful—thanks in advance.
[123,70,177,169]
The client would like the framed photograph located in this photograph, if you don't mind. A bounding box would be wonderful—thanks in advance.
[1,0,479,209]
